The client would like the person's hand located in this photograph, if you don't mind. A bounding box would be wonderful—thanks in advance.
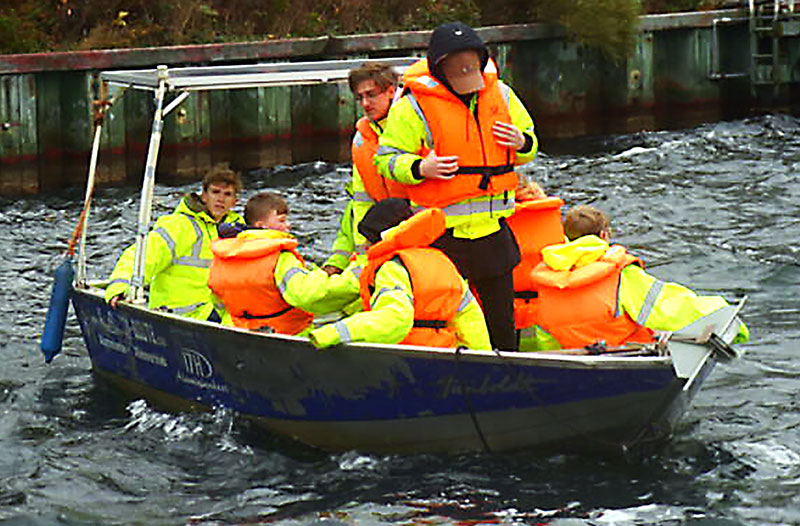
[492,121,525,151]
[110,293,125,309]
[516,179,547,202]
[419,150,459,180]
[322,265,343,276]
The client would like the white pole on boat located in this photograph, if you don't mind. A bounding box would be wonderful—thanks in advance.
[75,122,103,287]
[76,84,126,287]
[131,65,169,304]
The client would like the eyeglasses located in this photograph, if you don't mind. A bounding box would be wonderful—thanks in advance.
[355,88,384,102]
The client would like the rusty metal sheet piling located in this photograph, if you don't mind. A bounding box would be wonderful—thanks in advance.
[0,8,798,195]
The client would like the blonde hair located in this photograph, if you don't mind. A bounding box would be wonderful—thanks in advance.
[564,205,611,241]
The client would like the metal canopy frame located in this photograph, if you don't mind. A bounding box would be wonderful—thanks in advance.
[100,57,417,91]
[77,57,418,300]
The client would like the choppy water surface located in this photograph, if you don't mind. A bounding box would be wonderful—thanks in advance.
[1,114,798,525]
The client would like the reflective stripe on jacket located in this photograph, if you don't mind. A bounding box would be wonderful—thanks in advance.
[208,233,313,334]
[323,199,356,271]
[358,209,462,347]
[531,244,655,349]
[375,58,538,240]
[398,58,517,208]
[104,194,244,320]
[506,197,566,330]
[353,117,408,202]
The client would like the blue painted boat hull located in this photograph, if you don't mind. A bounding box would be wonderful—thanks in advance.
[71,286,715,454]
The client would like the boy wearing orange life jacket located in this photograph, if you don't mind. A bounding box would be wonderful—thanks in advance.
[523,205,749,351]
[322,62,407,276]
[309,198,491,350]
[208,192,355,335]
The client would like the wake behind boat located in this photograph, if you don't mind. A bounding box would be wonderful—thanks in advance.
[50,59,747,455]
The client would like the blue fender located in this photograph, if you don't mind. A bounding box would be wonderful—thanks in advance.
[40,258,75,363]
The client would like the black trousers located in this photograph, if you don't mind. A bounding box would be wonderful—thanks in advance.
[470,271,517,351]
[432,219,520,351]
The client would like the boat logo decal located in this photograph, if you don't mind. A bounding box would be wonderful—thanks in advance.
[181,349,214,379]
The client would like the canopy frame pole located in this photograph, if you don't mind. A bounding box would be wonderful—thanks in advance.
[163,91,191,117]
[131,65,169,303]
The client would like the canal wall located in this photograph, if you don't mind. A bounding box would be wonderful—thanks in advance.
[0,7,798,195]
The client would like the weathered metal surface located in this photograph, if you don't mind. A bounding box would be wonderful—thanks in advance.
[0,8,798,194]
[72,285,705,454]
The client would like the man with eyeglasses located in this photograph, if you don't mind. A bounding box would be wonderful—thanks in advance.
[322,62,407,276]
[104,164,246,322]
[375,22,539,351]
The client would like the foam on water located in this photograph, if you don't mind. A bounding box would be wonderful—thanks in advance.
[1,116,798,525]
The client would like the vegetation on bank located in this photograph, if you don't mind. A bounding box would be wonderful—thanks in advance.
[1,0,733,60]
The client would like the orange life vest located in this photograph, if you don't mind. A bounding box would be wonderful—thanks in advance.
[530,245,655,349]
[401,58,518,208]
[506,197,566,330]
[352,117,408,201]
[358,209,464,348]
[208,235,313,334]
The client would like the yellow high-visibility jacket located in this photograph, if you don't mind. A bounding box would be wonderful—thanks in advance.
[323,118,389,271]
[519,235,750,351]
[309,258,491,350]
[104,193,244,320]
[375,61,538,240]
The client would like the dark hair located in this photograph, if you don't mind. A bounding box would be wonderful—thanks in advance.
[202,163,242,194]
[358,198,413,244]
[348,62,399,94]
[245,192,288,226]
[564,205,611,241]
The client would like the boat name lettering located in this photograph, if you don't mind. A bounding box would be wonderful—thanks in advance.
[176,372,229,393]
[182,350,213,378]
[438,372,543,398]
[129,319,167,346]
[91,309,129,339]
[97,334,131,355]
[133,348,168,367]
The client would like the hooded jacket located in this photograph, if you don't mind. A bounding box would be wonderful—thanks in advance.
[375,24,538,240]
[521,235,749,351]
[310,209,491,350]
[104,193,245,320]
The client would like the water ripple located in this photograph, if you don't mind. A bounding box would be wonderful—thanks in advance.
[0,115,796,525]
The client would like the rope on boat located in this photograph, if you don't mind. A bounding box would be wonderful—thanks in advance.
[488,347,640,454]
[75,81,126,285]
[454,346,492,453]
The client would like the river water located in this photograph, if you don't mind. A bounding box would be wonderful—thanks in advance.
[1,114,798,525]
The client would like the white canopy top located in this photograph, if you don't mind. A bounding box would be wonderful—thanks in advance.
[100,57,419,91]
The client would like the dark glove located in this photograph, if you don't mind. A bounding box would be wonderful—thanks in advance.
[217,222,245,239]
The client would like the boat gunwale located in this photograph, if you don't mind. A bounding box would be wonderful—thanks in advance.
[73,283,675,371]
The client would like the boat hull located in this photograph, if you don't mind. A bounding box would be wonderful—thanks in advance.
[72,286,714,454]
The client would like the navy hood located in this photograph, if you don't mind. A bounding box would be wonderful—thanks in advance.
[426,22,489,85]
[358,198,413,244]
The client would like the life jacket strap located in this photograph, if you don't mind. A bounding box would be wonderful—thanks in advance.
[514,291,539,300]
[240,305,293,320]
[455,164,515,190]
[413,319,448,329]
